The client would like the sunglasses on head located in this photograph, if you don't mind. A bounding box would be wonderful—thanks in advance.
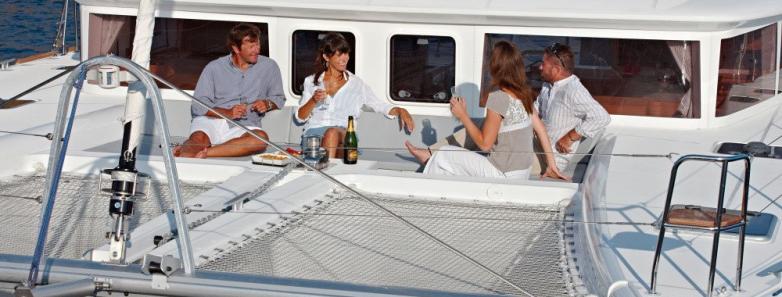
[547,43,567,68]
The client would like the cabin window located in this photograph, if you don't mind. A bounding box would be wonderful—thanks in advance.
[390,35,455,103]
[88,14,269,90]
[481,34,701,118]
[716,24,778,116]
[291,30,356,96]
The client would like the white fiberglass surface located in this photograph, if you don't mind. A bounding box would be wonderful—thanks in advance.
[580,126,782,296]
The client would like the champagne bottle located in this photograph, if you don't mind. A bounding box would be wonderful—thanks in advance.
[343,116,358,164]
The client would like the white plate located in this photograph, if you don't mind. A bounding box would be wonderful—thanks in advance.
[251,152,293,166]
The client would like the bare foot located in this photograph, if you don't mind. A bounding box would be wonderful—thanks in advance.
[172,145,183,157]
[194,147,209,159]
[404,140,431,164]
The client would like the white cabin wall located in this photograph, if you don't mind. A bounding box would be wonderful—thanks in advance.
[76,4,782,141]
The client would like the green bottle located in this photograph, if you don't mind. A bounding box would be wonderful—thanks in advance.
[343,116,358,164]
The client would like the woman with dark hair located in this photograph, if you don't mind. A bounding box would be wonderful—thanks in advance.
[296,32,414,158]
[405,41,565,179]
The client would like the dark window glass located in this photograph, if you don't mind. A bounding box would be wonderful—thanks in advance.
[88,14,269,90]
[291,30,355,96]
[716,24,778,116]
[482,34,701,118]
[390,35,455,103]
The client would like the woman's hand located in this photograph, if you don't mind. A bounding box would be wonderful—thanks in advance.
[297,88,326,121]
[450,97,468,122]
[542,165,570,181]
[389,107,415,133]
[311,89,327,104]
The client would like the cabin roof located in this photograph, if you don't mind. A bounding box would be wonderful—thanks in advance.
[77,0,782,31]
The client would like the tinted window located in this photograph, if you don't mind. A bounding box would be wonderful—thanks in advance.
[88,14,269,90]
[482,34,700,118]
[716,24,778,116]
[291,30,356,96]
[390,35,455,103]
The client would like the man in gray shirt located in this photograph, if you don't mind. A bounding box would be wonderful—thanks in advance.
[536,43,610,171]
[175,23,285,158]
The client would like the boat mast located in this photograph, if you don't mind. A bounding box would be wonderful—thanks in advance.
[51,0,69,55]
[99,0,158,265]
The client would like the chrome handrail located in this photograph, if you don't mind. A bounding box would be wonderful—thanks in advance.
[26,55,195,288]
[650,153,751,297]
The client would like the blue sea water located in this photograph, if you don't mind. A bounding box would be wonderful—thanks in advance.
[0,0,77,59]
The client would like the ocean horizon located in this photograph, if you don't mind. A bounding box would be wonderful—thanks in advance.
[0,0,77,59]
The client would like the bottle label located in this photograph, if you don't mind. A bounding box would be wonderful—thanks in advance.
[347,150,358,161]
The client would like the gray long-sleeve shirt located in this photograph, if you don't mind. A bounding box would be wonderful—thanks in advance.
[191,54,286,128]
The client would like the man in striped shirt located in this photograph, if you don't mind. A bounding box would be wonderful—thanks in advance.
[536,43,610,171]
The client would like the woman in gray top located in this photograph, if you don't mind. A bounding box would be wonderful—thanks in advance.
[405,41,565,180]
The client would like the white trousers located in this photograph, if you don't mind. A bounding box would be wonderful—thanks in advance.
[423,145,529,179]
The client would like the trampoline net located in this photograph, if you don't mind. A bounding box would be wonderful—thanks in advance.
[0,173,214,259]
[200,193,574,296]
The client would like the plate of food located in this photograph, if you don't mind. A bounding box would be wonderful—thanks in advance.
[252,151,295,166]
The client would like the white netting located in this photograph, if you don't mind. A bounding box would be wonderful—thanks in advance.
[200,194,573,296]
[0,173,214,259]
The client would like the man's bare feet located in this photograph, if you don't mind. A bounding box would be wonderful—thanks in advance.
[194,147,209,159]
[404,140,431,164]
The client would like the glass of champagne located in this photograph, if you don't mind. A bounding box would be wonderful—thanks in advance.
[317,83,329,109]
[239,96,248,121]
[450,86,463,122]
[450,86,459,100]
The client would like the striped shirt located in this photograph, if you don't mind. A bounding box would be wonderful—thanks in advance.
[536,75,610,170]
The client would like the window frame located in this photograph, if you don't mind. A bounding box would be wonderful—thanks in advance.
[480,33,701,118]
[81,7,277,99]
[289,29,358,97]
[777,21,781,97]
[286,24,362,99]
[387,34,457,104]
[714,23,779,117]
[475,24,713,129]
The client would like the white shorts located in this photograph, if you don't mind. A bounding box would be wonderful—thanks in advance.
[189,116,262,145]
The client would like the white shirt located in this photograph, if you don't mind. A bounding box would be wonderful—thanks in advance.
[296,72,395,130]
[535,75,610,170]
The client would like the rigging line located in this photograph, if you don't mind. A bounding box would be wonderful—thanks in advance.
[0,130,54,140]
[0,65,76,108]
[144,69,536,297]
[168,142,677,159]
[183,209,657,226]
[767,133,782,146]
[0,195,42,203]
[757,193,782,214]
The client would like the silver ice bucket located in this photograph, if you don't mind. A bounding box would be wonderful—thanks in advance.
[303,135,326,167]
